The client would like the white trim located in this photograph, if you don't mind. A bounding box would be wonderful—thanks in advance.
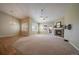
[69,41,79,51]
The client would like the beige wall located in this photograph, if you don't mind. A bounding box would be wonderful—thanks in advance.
[64,4,79,50]
[0,12,20,37]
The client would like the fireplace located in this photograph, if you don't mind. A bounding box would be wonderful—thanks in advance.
[55,29,64,37]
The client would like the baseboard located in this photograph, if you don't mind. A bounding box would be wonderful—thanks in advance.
[69,41,79,51]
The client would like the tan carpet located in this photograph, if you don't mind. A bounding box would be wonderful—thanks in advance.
[13,34,79,55]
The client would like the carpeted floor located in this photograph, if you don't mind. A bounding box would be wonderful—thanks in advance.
[13,34,79,55]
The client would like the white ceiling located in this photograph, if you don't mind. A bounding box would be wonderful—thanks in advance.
[0,3,70,23]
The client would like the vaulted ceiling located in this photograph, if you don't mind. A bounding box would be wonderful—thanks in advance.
[0,3,70,23]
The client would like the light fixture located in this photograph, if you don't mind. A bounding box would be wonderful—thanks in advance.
[43,18,45,20]
[40,8,48,21]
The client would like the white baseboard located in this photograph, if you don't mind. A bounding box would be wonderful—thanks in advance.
[69,41,79,51]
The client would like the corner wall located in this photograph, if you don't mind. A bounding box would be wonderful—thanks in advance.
[0,11,20,37]
[64,4,79,50]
